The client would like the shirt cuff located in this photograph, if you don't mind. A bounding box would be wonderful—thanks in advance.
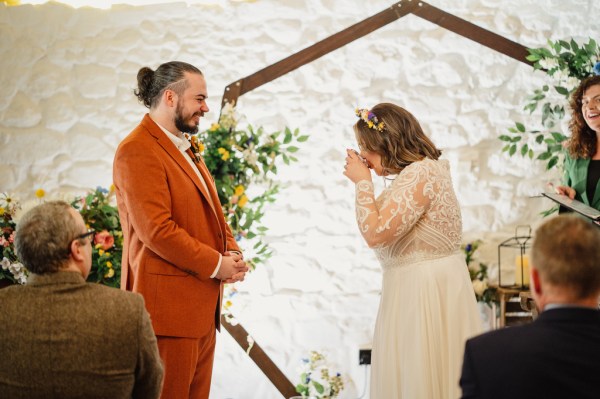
[210,253,222,279]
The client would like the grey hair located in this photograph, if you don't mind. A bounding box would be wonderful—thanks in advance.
[15,201,81,274]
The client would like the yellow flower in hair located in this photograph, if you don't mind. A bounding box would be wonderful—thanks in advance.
[367,121,374,128]
[378,122,385,131]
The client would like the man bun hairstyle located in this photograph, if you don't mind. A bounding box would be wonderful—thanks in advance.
[134,61,203,109]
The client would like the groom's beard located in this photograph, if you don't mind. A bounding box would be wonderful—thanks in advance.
[174,104,202,134]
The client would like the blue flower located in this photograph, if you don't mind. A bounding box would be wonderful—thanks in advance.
[96,186,109,194]
[465,243,472,252]
[593,61,600,76]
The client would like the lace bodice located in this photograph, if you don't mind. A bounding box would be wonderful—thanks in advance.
[355,158,462,269]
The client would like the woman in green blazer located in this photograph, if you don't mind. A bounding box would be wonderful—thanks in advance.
[556,75,600,211]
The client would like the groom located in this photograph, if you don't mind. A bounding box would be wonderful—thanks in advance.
[113,61,248,399]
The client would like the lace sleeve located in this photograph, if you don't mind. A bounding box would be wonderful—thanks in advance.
[355,162,432,248]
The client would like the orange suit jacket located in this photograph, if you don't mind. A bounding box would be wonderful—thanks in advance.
[113,114,240,338]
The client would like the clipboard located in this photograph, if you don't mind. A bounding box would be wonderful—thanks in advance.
[542,192,600,222]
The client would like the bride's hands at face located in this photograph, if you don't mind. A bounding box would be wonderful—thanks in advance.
[343,149,371,183]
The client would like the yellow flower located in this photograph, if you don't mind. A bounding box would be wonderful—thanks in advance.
[367,121,374,128]
[209,123,220,132]
[98,249,105,256]
[225,300,233,308]
[221,150,230,161]
[198,142,205,153]
[35,188,45,198]
[0,207,4,216]
[104,268,115,278]
[109,184,115,194]
[106,261,113,269]
[238,195,248,208]
[234,185,245,196]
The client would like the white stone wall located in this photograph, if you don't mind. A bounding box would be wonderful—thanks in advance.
[1,0,598,398]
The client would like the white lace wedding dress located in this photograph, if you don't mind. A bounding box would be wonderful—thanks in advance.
[355,158,482,399]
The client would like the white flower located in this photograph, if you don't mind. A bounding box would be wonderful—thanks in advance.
[539,57,559,70]
[1,257,10,270]
[242,148,258,166]
[553,68,570,82]
[564,76,580,91]
[219,101,240,130]
[472,279,488,297]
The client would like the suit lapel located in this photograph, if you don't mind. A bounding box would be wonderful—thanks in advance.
[141,115,221,222]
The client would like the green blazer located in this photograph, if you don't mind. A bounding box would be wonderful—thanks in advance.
[0,271,163,399]
[563,154,600,210]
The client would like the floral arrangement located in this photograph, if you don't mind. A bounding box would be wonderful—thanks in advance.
[355,108,385,132]
[71,186,122,288]
[0,187,122,288]
[462,240,497,307]
[295,351,344,399]
[500,38,600,170]
[194,102,308,272]
[0,193,27,284]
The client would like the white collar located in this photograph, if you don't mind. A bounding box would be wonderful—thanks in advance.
[155,121,191,152]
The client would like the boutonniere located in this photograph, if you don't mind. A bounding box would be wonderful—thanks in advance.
[184,133,203,164]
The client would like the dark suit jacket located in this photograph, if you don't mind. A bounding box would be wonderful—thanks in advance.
[460,307,600,399]
[113,114,240,338]
[0,272,163,399]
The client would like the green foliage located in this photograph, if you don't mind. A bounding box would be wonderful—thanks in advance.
[0,193,26,284]
[194,103,309,270]
[72,187,122,288]
[501,38,600,170]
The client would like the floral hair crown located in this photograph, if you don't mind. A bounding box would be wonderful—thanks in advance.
[355,108,385,132]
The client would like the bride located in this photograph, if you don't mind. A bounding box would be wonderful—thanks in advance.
[344,103,482,399]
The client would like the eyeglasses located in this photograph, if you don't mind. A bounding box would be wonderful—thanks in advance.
[77,229,96,242]
[73,228,95,246]
[67,229,95,255]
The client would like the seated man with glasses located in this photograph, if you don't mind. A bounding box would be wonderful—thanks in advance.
[0,201,164,399]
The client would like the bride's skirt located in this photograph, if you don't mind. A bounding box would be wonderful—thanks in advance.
[370,252,482,399]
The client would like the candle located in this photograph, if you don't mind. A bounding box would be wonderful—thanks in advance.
[515,254,530,287]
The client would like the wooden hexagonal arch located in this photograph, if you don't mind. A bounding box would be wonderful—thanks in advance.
[218,1,533,398]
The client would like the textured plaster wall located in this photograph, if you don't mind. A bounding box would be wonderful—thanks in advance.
[1,0,598,398]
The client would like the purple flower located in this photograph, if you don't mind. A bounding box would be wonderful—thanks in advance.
[465,243,472,252]
[594,61,600,76]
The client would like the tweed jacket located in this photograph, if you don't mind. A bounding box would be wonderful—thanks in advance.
[563,153,600,210]
[113,114,240,338]
[0,271,163,399]
[460,307,600,399]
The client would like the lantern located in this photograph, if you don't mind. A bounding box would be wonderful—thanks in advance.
[497,225,532,288]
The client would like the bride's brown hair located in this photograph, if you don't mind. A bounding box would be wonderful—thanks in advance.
[353,103,441,175]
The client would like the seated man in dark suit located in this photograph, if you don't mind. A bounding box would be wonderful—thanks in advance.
[459,214,600,399]
[0,201,164,399]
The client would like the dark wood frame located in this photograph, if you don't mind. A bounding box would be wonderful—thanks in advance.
[219,2,533,397]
